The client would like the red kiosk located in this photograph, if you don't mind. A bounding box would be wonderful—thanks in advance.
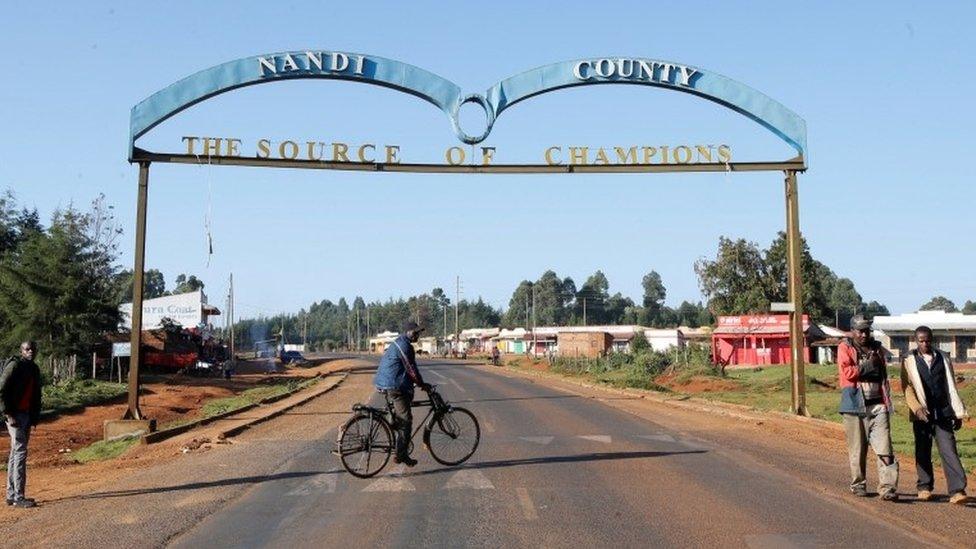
[712,315,824,366]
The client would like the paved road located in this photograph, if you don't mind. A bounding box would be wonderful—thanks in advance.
[170,360,936,548]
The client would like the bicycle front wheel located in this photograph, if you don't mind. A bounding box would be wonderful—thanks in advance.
[424,407,480,466]
[338,413,393,478]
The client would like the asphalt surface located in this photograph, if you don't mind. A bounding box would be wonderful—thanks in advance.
[164,360,937,548]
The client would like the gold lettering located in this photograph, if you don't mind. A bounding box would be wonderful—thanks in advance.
[641,146,657,164]
[182,136,198,155]
[202,138,221,157]
[306,141,323,161]
[674,145,692,164]
[257,139,271,158]
[614,146,637,164]
[226,138,242,157]
[718,144,732,163]
[385,145,401,164]
[594,147,610,165]
[446,146,466,165]
[331,142,350,162]
[480,147,496,166]
[279,140,299,160]
[569,147,588,165]
[357,144,375,162]
[659,146,670,164]
[544,146,562,165]
[695,145,713,163]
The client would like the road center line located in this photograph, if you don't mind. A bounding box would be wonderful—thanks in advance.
[427,370,447,380]
[448,378,466,392]
[516,487,539,520]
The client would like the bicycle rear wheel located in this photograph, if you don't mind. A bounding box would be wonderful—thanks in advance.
[338,413,393,478]
[424,407,480,466]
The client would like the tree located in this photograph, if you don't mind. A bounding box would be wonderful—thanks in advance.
[115,268,166,303]
[172,273,205,294]
[920,296,957,313]
[0,201,123,357]
[861,301,890,319]
[641,271,666,324]
[577,270,610,324]
[963,301,976,315]
[695,237,772,316]
[828,277,862,328]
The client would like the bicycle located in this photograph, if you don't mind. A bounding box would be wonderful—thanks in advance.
[335,384,480,478]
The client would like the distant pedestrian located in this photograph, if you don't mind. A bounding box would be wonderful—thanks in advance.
[0,341,42,509]
[837,317,899,500]
[901,325,969,504]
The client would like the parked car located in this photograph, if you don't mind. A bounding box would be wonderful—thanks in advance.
[280,350,306,364]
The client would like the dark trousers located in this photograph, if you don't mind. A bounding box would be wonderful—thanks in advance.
[913,419,967,495]
[384,389,413,459]
[5,412,31,502]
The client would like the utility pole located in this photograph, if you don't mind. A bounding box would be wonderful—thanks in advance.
[229,273,235,362]
[366,305,371,342]
[455,276,460,355]
[302,312,307,349]
[356,305,361,351]
[532,284,537,356]
[583,297,587,326]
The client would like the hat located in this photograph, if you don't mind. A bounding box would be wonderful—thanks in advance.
[401,321,424,334]
[851,316,873,331]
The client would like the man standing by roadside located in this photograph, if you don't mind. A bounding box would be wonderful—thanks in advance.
[0,341,42,509]
[373,322,428,467]
[837,317,899,500]
[901,325,969,504]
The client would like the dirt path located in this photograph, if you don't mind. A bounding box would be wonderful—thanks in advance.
[0,358,358,511]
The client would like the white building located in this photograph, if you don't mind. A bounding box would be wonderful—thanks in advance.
[120,290,219,330]
[873,310,976,363]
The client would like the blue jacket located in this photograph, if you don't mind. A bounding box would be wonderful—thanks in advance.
[374,335,422,392]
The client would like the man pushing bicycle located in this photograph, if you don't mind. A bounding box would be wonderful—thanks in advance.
[373,321,428,467]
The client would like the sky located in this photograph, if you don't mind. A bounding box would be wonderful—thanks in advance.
[1,1,974,321]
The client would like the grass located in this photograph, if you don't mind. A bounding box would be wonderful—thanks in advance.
[42,379,128,413]
[200,377,318,418]
[512,358,976,476]
[70,436,140,464]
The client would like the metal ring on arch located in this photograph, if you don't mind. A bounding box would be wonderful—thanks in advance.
[450,94,496,144]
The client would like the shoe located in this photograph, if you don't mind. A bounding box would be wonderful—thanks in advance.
[393,455,418,467]
[11,499,36,509]
[880,491,899,502]
[851,485,869,497]
[949,492,969,505]
[6,497,34,506]
[916,490,932,501]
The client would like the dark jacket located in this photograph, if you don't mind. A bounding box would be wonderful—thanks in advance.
[0,356,43,424]
[374,335,423,392]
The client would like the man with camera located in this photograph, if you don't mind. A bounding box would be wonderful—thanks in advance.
[837,317,899,500]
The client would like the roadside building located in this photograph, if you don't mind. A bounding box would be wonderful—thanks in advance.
[677,326,712,347]
[417,336,440,355]
[810,324,846,364]
[558,331,613,358]
[120,290,219,331]
[525,327,559,356]
[643,329,687,352]
[459,328,500,353]
[872,310,976,364]
[368,330,399,354]
[493,328,529,354]
[711,315,824,366]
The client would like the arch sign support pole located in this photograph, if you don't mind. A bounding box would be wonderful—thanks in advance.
[784,169,808,416]
[122,52,811,422]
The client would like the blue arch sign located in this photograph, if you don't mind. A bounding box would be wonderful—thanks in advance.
[129,50,807,163]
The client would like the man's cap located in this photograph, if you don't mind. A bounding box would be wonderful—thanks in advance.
[851,316,873,331]
[402,321,424,333]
